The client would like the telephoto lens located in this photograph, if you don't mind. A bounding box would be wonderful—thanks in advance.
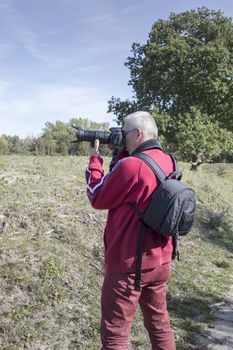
[72,126,111,146]
[71,125,123,148]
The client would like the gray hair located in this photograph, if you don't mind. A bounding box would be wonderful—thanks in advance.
[124,111,158,139]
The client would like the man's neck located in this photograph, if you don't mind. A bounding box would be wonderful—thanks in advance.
[131,139,161,155]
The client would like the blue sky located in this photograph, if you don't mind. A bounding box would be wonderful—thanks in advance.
[0,0,232,138]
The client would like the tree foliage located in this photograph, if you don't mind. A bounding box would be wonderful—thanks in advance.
[155,107,233,162]
[108,7,233,162]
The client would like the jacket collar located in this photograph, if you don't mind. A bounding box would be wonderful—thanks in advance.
[131,139,161,156]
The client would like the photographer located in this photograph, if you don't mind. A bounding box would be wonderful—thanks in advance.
[85,111,176,350]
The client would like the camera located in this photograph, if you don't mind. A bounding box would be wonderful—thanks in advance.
[71,125,123,149]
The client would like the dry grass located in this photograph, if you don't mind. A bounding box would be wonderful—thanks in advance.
[0,155,232,350]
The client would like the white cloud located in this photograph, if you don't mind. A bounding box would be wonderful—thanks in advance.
[19,29,47,59]
[0,83,114,137]
[17,27,128,68]
[18,29,72,68]
[79,0,155,23]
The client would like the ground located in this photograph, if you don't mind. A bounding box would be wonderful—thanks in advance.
[0,155,232,349]
[195,274,233,350]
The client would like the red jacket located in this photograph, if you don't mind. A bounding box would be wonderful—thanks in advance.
[85,148,174,273]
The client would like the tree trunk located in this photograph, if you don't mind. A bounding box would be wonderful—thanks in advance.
[191,152,204,170]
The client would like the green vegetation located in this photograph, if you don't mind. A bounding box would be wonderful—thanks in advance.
[0,155,232,349]
[0,118,110,157]
[108,7,233,163]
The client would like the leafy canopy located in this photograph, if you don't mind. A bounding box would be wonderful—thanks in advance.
[108,7,233,161]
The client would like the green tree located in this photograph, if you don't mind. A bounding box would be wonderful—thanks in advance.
[7,135,23,154]
[35,138,56,155]
[0,136,9,155]
[108,7,233,162]
[109,7,233,127]
[42,121,71,154]
[21,137,37,155]
[155,107,233,163]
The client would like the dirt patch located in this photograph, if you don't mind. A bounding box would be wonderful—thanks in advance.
[195,276,233,350]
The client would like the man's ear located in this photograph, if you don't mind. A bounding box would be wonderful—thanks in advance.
[136,128,143,141]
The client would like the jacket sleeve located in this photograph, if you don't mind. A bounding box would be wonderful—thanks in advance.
[85,155,138,210]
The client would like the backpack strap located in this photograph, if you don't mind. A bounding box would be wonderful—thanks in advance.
[167,153,182,180]
[168,153,178,172]
[134,152,182,181]
[133,153,167,183]
[134,222,147,291]
[172,235,180,261]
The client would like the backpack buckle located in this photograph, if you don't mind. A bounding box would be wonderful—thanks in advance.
[166,171,182,181]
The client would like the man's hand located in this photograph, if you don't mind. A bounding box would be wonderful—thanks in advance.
[89,139,100,157]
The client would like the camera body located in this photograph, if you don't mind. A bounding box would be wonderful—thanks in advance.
[72,125,123,149]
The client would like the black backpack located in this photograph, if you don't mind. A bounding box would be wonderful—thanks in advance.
[130,152,196,291]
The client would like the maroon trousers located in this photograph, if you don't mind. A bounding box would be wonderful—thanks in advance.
[101,263,176,350]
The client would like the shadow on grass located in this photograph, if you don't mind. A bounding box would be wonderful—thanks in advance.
[201,226,233,255]
[168,292,211,326]
[207,229,233,253]
[195,206,233,254]
[168,285,233,349]
[167,292,214,349]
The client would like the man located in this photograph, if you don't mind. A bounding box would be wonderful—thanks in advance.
[85,111,176,350]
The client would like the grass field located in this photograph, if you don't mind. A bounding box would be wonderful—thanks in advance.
[0,155,232,350]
